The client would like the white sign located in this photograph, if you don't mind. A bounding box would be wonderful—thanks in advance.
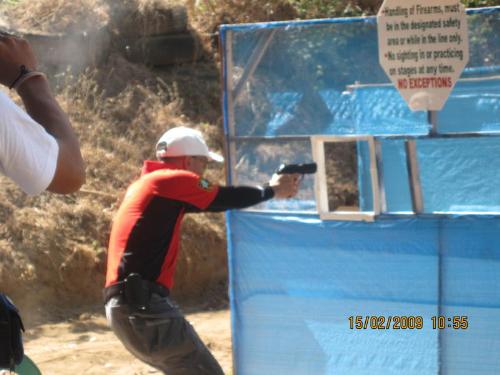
[377,0,469,111]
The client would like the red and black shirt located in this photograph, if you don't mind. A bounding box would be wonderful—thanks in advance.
[105,160,274,290]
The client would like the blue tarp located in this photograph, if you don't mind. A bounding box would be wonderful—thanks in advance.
[227,212,500,375]
[221,7,500,375]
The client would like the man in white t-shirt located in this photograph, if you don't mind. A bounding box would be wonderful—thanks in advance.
[0,31,85,371]
[0,31,85,194]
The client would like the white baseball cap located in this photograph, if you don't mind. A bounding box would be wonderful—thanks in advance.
[155,126,224,162]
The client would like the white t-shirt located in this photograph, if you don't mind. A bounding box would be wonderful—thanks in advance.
[0,91,59,195]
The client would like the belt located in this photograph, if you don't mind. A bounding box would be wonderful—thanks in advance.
[103,279,169,305]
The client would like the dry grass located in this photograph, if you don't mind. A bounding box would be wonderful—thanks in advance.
[4,0,109,33]
[0,0,230,319]
[0,0,382,318]
[188,0,298,31]
[107,0,189,37]
[0,0,323,319]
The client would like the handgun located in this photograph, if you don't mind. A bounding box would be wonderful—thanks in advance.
[276,163,317,175]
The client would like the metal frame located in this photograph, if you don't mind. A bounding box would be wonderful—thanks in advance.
[312,135,381,221]
[224,30,238,186]
[374,139,387,213]
[224,28,277,186]
[405,140,424,214]
[221,22,500,218]
[344,75,500,216]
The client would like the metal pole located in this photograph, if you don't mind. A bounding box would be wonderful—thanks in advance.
[428,109,442,375]
[224,30,238,185]
[410,109,442,375]
[428,110,438,136]
[374,139,387,213]
[405,140,424,214]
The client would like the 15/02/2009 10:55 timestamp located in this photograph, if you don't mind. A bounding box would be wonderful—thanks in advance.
[348,315,469,330]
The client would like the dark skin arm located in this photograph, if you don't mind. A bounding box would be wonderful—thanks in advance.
[0,33,85,193]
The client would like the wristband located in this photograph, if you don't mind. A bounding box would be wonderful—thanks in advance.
[9,65,45,91]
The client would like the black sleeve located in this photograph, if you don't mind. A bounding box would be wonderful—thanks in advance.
[184,185,275,213]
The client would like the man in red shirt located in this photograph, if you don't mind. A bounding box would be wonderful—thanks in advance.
[104,126,300,374]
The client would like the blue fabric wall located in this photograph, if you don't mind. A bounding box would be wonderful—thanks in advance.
[228,211,500,375]
[222,7,500,375]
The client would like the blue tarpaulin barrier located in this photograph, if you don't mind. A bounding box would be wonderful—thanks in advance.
[221,7,500,375]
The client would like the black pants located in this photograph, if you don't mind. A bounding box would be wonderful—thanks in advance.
[105,294,225,375]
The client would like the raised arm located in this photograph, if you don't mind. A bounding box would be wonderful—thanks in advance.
[186,173,300,213]
[17,76,85,193]
[0,33,85,193]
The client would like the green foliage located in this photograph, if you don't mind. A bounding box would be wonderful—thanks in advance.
[288,0,499,19]
[0,0,21,7]
[462,0,499,7]
[3,0,498,25]
[288,0,364,18]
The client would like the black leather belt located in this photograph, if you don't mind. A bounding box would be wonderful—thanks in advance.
[103,278,169,305]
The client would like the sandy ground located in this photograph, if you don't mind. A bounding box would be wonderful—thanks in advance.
[22,309,232,375]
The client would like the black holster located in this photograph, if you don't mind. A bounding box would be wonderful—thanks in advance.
[103,274,169,310]
[123,273,150,310]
